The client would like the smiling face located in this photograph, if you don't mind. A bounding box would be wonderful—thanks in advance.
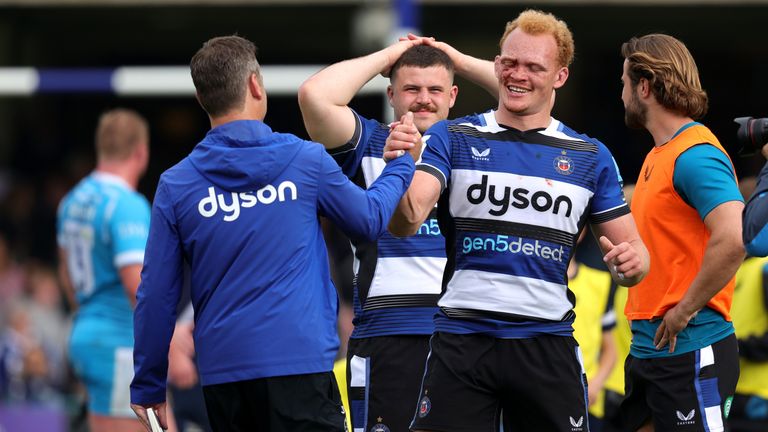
[494,28,568,128]
[388,65,458,134]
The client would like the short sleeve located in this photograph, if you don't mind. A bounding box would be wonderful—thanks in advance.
[110,193,151,268]
[590,144,630,224]
[674,144,742,220]
[416,120,452,191]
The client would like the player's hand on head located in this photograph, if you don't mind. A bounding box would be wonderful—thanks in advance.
[383,112,421,162]
[382,37,426,77]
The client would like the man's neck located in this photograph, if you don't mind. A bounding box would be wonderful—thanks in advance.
[95,164,138,190]
[210,105,266,129]
[493,108,551,131]
[645,110,694,147]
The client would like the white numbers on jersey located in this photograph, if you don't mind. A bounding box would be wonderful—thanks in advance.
[61,220,96,296]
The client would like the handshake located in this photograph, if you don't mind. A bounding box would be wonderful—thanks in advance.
[383,111,424,163]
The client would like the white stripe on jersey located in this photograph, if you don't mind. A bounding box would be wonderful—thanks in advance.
[450,169,592,235]
[438,269,572,320]
[367,256,446,298]
[114,250,145,268]
[593,202,630,217]
[462,111,579,142]
[361,156,386,187]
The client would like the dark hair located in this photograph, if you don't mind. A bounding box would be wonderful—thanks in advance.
[621,34,708,119]
[390,45,455,83]
[190,35,261,117]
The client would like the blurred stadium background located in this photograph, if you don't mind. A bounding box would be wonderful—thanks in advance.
[0,0,766,430]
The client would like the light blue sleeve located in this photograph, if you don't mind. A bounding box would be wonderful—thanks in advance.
[110,192,151,268]
[673,145,742,220]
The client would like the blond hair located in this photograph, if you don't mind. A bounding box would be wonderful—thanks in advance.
[621,34,708,119]
[499,9,574,67]
[95,108,148,162]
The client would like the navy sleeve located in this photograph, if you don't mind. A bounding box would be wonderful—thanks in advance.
[673,144,742,220]
[130,180,184,405]
[744,161,768,257]
[417,120,452,191]
[590,144,631,224]
[327,110,378,178]
[318,150,414,242]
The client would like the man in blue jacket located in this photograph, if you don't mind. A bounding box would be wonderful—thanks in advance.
[744,142,768,257]
[129,35,417,432]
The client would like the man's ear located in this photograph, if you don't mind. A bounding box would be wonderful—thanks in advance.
[553,67,569,90]
[386,85,394,107]
[248,73,264,100]
[637,77,651,99]
[448,85,458,109]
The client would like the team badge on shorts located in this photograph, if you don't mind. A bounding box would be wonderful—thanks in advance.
[418,395,431,418]
[553,153,574,175]
[369,423,390,432]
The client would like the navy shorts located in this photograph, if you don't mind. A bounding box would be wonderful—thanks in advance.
[347,335,431,432]
[410,332,589,432]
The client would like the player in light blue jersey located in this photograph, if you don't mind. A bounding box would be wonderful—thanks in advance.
[387,10,650,432]
[57,108,150,432]
[299,37,496,432]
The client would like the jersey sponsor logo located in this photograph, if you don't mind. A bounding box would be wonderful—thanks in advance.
[569,415,584,430]
[466,174,573,217]
[198,182,298,222]
[553,154,574,175]
[471,146,490,161]
[417,218,442,236]
[117,222,148,238]
[66,202,97,221]
[676,409,695,425]
[462,235,565,262]
[644,164,654,181]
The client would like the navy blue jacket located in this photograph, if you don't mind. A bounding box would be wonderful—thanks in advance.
[130,120,414,404]
[744,161,768,256]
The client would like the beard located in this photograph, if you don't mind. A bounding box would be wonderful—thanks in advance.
[624,94,647,130]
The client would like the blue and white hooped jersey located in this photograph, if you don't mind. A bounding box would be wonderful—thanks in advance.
[418,110,629,337]
[330,111,446,338]
[57,172,150,336]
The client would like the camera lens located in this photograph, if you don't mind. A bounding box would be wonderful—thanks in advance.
[735,116,768,157]
[752,118,768,147]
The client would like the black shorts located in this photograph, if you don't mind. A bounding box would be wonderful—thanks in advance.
[410,332,589,432]
[202,371,346,432]
[621,334,739,432]
[347,335,431,432]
